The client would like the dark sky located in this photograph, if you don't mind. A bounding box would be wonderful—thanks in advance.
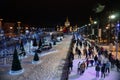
[0,0,119,27]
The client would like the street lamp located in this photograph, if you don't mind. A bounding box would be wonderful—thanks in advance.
[115,21,120,59]
[94,21,97,24]
[10,26,13,34]
[108,14,116,43]
[17,21,21,35]
[109,15,116,19]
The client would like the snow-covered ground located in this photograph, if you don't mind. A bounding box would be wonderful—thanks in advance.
[69,40,120,80]
[0,35,72,80]
[69,58,120,80]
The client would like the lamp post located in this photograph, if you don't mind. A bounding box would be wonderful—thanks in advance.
[10,26,13,36]
[106,26,109,44]
[108,14,116,43]
[115,21,119,59]
[17,21,21,35]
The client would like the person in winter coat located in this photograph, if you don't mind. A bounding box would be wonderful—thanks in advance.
[94,55,98,65]
[69,51,74,60]
[69,60,73,71]
[86,58,89,67]
[77,49,81,58]
[80,61,86,75]
[90,59,94,66]
[105,61,111,74]
[95,64,100,78]
[101,64,106,78]
[83,48,87,58]
[79,41,82,48]
[77,62,81,74]
[115,58,120,71]
[75,46,78,54]
[76,39,79,47]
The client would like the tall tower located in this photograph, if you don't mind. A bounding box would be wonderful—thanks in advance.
[65,17,70,27]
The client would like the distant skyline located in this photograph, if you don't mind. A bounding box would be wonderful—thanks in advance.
[0,0,119,27]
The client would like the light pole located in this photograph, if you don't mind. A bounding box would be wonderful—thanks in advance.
[17,21,21,35]
[10,26,13,36]
[106,26,109,44]
[115,21,119,59]
[108,14,116,43]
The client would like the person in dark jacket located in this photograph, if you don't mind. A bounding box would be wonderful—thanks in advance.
[86,58,89,67]
[77,62,81,74]
[79,41,82,48]
[90,59,94,66]
[101,64,106,78]
[77,49,81,58]
[75,46,78,54]
[69,60,73,71]
[94,55,98,65]
[105,61,111,74]
[115,58,120,71]
[95,64,100,78]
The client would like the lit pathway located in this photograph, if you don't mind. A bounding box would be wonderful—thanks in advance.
[0,35,72,80]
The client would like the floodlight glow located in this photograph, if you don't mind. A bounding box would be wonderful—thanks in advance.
[94,21,97,24]
[109,15,116,19]
[117,23,120,27]
[88,24,91,26]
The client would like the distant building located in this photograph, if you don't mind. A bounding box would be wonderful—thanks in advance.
[57,17,77,33]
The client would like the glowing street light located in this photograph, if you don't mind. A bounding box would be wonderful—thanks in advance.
[109,15,116,19]
[94,21,97,24]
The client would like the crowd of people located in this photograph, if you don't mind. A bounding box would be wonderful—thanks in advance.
[68,34,120,79]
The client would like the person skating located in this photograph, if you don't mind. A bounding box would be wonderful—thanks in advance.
[75,46,78,55]
[90,59,94,66]
[95,64,100,78]
[77,61,81,74]
[79,40,82,48]
[69,60,73,71]
[94,55,98,65]
[115,58,120,72]
[101,64,106,78]
[79,61,86,75]
[105,61,111,74]
[86,58,89,67]
[77,49,81,58]
[83,48,87,58]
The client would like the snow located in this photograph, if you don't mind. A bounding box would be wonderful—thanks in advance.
[0,35,72,80]
[9,69,24,75]
[69,37,120,80]
[1,35,120,80]
[69,59,120,80]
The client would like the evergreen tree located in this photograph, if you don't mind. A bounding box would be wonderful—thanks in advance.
[33,51,39,61]
[11,47,22,71]
[33,38,37,47]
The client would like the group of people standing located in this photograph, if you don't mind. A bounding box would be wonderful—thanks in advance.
[68,34,120,79]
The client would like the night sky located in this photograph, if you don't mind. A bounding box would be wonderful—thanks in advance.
[0,0,120,27]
